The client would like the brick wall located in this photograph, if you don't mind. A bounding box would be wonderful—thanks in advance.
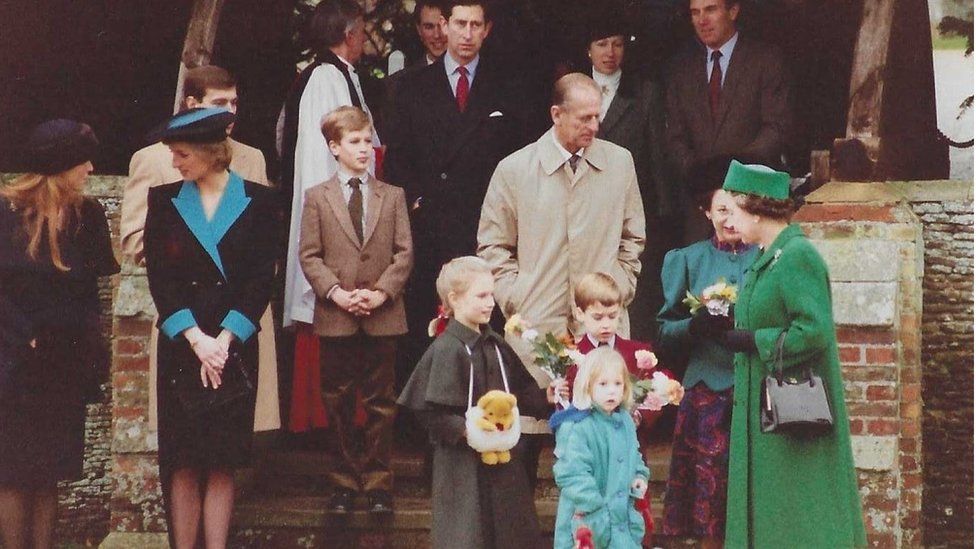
[796,182,925,547]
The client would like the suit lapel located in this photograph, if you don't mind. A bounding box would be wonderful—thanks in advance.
[171,181,226,277]
[210,172,251,244]
[600,92,634,136]
[713,38,747,139]
[362,176,385,246]
[324,178,362,248]
[440,63,497,169]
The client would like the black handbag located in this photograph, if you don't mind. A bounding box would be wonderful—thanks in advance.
[760,332,834,436]
[169,350,255,418]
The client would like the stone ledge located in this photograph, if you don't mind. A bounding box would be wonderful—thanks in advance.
[805,182,903,205]
[812,239,901,282]
[99,532,169,549]
[852,435,898,471]
[832,282,898,327]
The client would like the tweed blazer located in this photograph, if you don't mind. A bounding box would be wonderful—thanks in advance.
[664,35,791,179]
[299,174,413,337]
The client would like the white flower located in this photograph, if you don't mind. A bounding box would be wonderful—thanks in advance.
[704,298,731,316]
[649,371,671,395]
[521,328,539,342]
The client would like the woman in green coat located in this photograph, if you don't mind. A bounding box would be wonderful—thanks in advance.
[718,161,866,548]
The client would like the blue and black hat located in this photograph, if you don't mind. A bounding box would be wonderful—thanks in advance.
[150,107,234,144]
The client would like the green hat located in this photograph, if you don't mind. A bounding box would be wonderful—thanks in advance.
[722,160,790,200]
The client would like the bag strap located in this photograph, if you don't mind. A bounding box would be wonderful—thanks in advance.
[773,331,815,386]
[464,344,510,409]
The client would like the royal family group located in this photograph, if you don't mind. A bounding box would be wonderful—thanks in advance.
[0,0,869,548]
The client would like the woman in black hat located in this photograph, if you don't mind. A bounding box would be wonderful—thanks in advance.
[582,10,673,342]
[143,108,276,548]
[0,120,119,549]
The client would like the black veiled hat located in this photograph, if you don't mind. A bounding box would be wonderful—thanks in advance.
[24,119,99,175]
[586,9,631,44]
[149,107,234,144]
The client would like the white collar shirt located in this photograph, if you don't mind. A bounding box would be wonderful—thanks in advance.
[337,168,369,228]
[551,130,585,171]
[592,68,622,122]
[586,333,617,349]
[705,32,739,87]
[445,53,480,97]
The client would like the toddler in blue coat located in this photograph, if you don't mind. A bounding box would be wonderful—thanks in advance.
[551,347,650,548]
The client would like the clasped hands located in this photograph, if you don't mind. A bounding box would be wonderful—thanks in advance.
[546,377,570,405]
[185,327,234,389]
[331,287,387,317]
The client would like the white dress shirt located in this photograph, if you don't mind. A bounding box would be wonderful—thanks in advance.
[444,53,480,96]
[337,168,369,230]
[586,333,617,349]
[705,32,739,87]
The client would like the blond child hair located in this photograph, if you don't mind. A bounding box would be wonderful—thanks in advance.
[574,272,623,311]
[320,105,371,143]
[571,346,634,411]
[435,256,493,316]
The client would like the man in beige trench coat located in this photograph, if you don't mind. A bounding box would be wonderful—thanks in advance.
[120,65,280,432]
[477,72,646,481]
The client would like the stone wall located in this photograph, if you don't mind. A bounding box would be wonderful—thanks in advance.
[898,183,973,548]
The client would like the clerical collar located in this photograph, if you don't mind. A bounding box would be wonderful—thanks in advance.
[550,130,584,162]
[335,53,356,73]
[587,333,616,349]
[592,68,622,92]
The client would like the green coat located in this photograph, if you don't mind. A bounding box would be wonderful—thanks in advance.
[725,224,866,548]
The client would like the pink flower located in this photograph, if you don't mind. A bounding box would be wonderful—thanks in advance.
[640,392,668,411]
[634,349,658,370]
[666,380,685,406]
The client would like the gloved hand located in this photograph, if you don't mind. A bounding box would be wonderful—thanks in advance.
[688,312,733,338]
[723,329,757,352]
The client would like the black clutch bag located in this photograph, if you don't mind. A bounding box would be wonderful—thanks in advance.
[760,332,834,436]
[169,350,255,418]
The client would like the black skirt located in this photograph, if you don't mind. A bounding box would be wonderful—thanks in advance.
[156,337,258,471]
[0,334,89,487]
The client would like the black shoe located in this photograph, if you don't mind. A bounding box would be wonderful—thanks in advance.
[330,489,354,514]
[366,491,393,515]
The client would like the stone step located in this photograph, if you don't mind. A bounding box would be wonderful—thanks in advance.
[232,494,665,546]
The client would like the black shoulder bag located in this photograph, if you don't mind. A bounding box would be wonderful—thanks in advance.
[760,332,834,436]
[169,350,255,418]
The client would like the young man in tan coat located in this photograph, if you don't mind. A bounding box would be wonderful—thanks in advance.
[120,65,280,432]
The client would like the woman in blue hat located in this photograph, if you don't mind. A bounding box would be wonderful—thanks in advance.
[0,120,119,549]
[719,161,866,548]
[143,108,277,548]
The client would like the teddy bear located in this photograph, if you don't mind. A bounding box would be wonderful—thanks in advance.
[464,389,521,465]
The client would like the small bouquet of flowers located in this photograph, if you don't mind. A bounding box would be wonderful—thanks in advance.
[504,314,582,408]
[682,278,738,317]
[631,349,684,412]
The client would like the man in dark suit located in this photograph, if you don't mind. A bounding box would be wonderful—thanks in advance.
[665,0,790,241]
[385,0,528,391]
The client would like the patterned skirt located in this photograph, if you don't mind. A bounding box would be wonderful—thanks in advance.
[662,383,733,539]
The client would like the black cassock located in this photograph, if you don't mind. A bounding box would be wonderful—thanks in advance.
[398,319,548,549]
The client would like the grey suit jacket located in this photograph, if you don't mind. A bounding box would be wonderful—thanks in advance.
[664,35,791,179]
[598,73,673,217]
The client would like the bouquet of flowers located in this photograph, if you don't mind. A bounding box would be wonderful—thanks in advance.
[504,314,582,408]
[682,278,738,317]
[631,352,684,412]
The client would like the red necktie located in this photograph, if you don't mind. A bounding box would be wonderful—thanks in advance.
[456,65,470,112]
[709,50,723,116]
